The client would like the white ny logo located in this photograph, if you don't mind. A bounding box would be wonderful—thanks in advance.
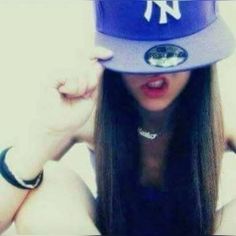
[144,0,182,24]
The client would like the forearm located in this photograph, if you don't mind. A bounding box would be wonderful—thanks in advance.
[73,107,95,149]
[0,131,74,233]
[6,128,74,178]
[0,176,28,233]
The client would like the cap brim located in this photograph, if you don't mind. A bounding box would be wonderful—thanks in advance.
[95,17,235,74]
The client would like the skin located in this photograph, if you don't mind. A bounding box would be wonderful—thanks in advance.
[1,47,236,235]
[122,71,191,112]
[122,71,191,186]
[0,47,111,234]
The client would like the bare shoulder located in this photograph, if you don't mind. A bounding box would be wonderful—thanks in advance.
[215,198,236,235]
[14,160,100,235]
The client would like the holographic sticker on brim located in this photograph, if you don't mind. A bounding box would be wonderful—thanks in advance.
[144,44,188,68]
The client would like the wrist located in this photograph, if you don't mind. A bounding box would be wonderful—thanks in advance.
[0,148,44,190]
[6,130,73,180]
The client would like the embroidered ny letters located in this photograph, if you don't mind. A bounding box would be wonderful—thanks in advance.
[144,0,182,24]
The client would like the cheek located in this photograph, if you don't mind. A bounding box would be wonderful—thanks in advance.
[169,72,190,99]
[122,77,140,97]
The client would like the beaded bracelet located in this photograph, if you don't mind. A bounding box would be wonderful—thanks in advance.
[0,148,43,190]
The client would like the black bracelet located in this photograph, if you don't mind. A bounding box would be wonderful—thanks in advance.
[0,148,43,190]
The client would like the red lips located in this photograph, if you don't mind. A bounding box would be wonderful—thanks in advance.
[140,76,169,99]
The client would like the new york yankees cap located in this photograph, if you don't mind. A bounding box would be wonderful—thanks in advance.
[94,0,235,74]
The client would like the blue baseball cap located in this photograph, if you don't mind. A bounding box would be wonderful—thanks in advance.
[94,0,235,73]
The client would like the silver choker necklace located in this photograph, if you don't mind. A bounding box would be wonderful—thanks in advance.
[137,127,163,140]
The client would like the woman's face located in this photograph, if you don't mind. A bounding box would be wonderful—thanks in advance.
[122,71,191,111]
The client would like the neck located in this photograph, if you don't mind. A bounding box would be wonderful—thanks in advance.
[138,102,177,133]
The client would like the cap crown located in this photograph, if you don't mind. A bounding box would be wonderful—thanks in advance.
[95,0,217,40]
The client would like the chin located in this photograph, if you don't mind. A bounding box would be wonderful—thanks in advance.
[139,101,169,112]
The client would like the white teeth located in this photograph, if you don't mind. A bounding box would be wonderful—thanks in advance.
[147,80,164,88]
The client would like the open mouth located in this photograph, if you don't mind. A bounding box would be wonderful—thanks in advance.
[141,76,169,98]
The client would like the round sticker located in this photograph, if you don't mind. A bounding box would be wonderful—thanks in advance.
[144,44,188,68]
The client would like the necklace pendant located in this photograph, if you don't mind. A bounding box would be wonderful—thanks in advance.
[138,127,159,140]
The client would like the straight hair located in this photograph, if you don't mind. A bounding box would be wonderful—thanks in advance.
[94,66,224,235]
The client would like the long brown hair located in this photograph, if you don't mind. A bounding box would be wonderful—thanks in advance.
[94,66,224,235]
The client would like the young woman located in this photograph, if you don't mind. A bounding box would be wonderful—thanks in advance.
[1,0,236,235]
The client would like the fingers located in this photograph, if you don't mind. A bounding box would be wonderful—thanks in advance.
[88,46,113,61]
[44,47,113,100]
[59,47,113,97]
[57,63,100,99]
[58,76,87,98]
[89,46,113,86]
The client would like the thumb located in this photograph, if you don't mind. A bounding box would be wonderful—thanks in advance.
[58,77,87,98]
[88,46,113,60]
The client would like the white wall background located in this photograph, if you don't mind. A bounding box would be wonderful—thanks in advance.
[0,1,236,235]
[0,0,236,148]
